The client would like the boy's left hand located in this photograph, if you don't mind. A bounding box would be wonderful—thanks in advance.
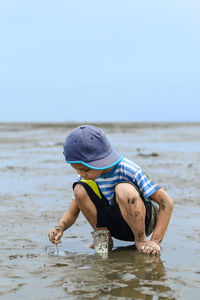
[135,240,160,255]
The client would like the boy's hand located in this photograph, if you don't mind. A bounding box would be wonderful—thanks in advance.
[48,225,64,244]
[135,240,160,255]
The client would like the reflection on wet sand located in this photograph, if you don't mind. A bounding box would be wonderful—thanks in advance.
[106,248,172,299]
[45,246,175,299]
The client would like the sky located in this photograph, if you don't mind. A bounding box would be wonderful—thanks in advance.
[0,0,200,122]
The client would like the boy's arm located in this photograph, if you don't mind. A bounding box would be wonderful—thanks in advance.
[150,188,174,244]
[56,199,80,230]
[48,199,80,244]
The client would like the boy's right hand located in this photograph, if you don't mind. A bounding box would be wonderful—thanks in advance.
[48,225,64,244]
[135,240,160,255]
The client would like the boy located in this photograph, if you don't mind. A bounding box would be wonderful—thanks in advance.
[48,125,173,255]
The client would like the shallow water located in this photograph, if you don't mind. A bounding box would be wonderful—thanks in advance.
[0,122,200,299]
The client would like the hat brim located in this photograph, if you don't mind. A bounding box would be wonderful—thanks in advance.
[66,147,123,170]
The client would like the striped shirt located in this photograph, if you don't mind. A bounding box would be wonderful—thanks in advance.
[76,157,160,204]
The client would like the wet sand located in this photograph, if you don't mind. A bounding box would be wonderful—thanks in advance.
[0,122,200,299]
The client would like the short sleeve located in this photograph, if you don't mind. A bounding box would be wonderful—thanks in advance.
[134,168,160,199]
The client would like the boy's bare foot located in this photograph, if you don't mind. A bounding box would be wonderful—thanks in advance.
[88,242,94,249]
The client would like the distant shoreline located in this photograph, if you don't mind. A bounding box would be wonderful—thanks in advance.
[0,121,200,130]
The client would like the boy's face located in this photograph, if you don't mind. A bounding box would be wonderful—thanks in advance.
[71,163,103,180]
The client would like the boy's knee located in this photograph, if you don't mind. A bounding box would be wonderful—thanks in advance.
[115,183,140,205]
[73,184,87,200]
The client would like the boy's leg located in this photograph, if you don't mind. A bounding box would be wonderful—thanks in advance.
[112,182,160,254]
[73,183,107,231]
[115,183,148,243]
[73,183,113,249]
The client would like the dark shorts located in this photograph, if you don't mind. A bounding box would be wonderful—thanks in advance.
[73,180,158,242]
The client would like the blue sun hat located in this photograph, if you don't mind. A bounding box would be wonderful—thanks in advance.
[63,125,123,170]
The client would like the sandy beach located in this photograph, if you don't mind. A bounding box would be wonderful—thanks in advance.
[0,122,200,299]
